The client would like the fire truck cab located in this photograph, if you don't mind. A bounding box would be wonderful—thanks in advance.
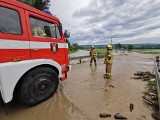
[0,0,70,106]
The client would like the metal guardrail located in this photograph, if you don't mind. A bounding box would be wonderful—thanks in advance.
[69,56,90,64]
[154,56,160,110]
[69,55,90,60]
[69,54,105,64]
[69,54,105,60]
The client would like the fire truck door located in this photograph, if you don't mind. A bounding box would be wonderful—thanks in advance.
[26,13,66,63]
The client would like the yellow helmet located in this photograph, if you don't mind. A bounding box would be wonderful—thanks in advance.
[91,45,94,49]
[106,44,112,50]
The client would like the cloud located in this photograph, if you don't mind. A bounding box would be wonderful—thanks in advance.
[51,0,160,45]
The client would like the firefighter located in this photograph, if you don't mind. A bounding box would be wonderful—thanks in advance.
[104,44,113,79]
[90,46,97,66]
[32,26,46,37]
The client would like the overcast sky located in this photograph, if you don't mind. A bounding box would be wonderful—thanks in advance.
[51,0,160,45]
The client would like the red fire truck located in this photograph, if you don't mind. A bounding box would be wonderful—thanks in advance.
[0,0,70,106]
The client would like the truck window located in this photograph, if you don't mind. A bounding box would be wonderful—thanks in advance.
[50,24,61,39]
[0,6,22,35]
[30,17,61,39]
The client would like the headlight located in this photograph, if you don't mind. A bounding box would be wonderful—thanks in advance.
[61,64,66,69]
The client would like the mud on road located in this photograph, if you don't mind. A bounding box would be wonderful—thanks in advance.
[0,53,155,120]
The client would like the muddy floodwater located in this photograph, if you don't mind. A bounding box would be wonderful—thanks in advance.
[0,53,155,120]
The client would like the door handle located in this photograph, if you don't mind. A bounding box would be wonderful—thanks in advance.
[31,48,39,51]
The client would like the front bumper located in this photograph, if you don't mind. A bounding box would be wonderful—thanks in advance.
[60,65,71,81]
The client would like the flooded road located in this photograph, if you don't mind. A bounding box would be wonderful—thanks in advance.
[0,53,155,120]
[0,90,85,120]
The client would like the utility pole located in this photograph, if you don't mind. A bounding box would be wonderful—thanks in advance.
[110,31,112,45]
[111,36,112,45]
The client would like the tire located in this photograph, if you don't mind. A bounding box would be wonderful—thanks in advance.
[17,67,59,106]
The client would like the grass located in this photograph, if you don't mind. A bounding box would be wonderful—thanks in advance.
[84,48,106,58]
[146,80,157,93]
[96,49,106,54]
[134,49,160,54]
[147,81,157,87]
[85,48,106,54]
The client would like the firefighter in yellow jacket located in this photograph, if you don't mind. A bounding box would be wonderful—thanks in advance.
[32,26,46,37]
[90,46,97,66]
[104,44,113,79]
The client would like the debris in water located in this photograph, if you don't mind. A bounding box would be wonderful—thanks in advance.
[114,113,127,119]
[132,71,156,81]
[152,112,160,120]
[99,113,111,118]
[109,85,115,88]
[134,71,146,76]
[130,103,134,112]
[142,96,158,107]
[150,78,156,82]
[130,76,142,79]
[149,92,156,97]
[142,73,159,118]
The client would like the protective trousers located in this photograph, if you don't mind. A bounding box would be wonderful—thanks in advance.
[90,56,97,65]
[106,63,112,79]
[104,50,113,79]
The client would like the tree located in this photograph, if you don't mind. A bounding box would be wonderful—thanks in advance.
[34,0,51,10]
[117,43,122,49]
[73,43,79,50]
[123,46,126,50]
[70,45,76,51]
[127,44,133,51]
[18,0,35,6]
[115,44,118,50]
[18,0,51,10]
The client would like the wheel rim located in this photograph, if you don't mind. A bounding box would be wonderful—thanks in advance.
[30,77,54,98]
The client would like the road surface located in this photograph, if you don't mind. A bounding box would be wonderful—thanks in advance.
[0,52,155,120]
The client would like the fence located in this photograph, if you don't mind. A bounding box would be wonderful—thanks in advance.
[154,56,160,109]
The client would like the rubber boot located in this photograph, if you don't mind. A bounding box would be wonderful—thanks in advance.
[106,73,111,79]
[114,113,127,119]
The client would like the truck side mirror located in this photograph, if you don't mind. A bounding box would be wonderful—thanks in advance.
[44,26,51,37]
[64,30,70,38]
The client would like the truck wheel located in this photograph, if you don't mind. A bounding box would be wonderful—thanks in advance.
[17,67,59,106]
